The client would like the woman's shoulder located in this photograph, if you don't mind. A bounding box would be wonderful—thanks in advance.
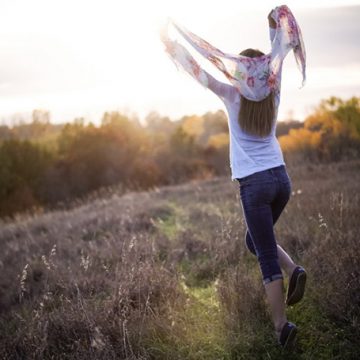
[225,87,241,105]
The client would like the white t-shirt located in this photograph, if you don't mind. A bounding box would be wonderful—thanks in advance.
[204,28,286,181]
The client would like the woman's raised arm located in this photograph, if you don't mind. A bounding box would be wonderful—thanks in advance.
[160,26,236,104]
[204,70,238,104]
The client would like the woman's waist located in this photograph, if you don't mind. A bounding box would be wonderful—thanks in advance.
[236,164,290,185]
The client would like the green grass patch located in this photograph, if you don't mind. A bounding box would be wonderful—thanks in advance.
[153,201,186,241]
[146,280,229,360]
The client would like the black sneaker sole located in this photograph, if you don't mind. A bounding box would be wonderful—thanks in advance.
[282,326,298,349]
[286,271,307,306]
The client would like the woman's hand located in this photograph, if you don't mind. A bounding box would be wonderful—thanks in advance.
[268,10,277,29]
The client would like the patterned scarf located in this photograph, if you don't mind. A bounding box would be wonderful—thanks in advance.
[160,5,306,101]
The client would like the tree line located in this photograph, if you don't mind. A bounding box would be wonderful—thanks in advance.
[0,96,359,219]
[279,97,360,162]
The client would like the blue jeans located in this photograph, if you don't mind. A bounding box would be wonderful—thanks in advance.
[237,165,292,285]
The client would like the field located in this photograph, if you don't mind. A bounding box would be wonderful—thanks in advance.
[0,160,359,359]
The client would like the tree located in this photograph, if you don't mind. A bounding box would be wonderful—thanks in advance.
[278,96,360,162]
[0,139,53,217]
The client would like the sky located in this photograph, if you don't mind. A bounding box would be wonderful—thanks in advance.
[0,0,359,126]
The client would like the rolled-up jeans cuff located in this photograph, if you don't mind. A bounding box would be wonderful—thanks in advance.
[263,273,283,285]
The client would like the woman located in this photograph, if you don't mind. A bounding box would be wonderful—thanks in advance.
[160,5,307,348]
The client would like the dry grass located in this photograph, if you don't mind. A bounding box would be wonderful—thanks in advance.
[0,159,359,359]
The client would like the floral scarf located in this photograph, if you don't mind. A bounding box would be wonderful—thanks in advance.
[160,5,306,102]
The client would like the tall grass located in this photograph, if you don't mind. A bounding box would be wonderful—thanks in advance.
[0,160,359,359]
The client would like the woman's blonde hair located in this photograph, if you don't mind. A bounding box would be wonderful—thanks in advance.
[238,48,275,137]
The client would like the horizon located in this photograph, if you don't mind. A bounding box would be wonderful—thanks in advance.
[0,0,359,126]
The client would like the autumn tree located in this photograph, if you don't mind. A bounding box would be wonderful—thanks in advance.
[0,139,53,217]
[279,96,360,162]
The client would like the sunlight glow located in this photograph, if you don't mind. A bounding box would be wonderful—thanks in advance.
[0,0,359,124]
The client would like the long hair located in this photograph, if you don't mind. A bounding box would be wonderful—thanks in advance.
[238,48,275,137]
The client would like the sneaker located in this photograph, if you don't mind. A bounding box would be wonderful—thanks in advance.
[279,321,297,349]
[286,266,307,306]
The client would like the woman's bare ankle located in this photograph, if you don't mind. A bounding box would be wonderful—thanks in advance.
[275,319,288,334]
